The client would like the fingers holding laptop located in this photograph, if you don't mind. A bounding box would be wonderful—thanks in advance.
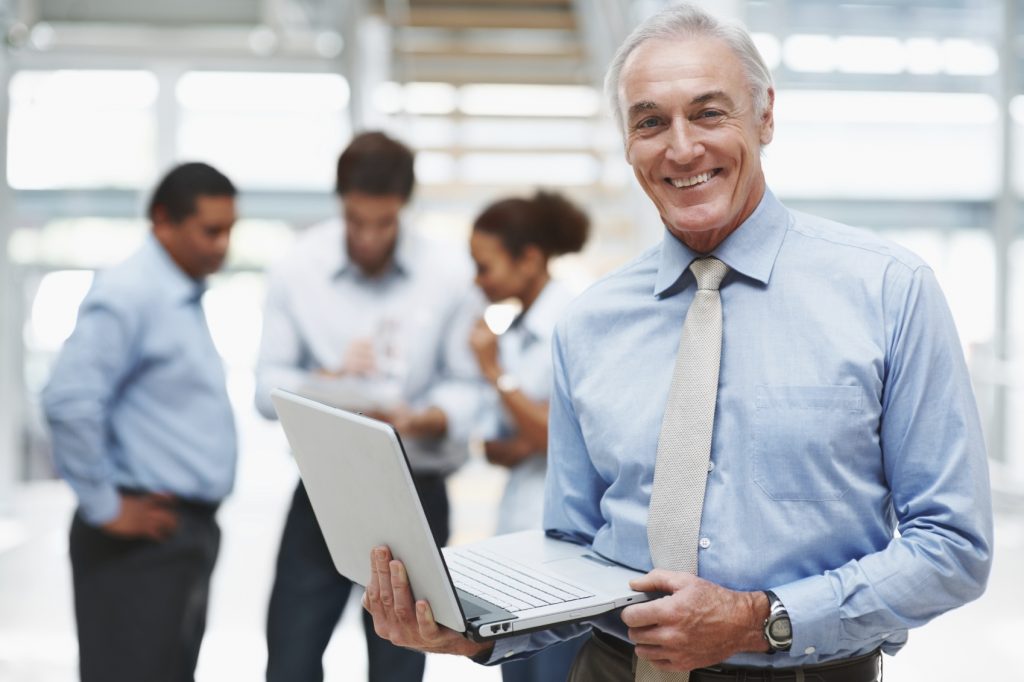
[364,545,494,659]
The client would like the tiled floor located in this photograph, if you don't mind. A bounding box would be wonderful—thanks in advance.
[1,410,1021,681]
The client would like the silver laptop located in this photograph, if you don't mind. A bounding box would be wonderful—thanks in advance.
[270,389,656,641]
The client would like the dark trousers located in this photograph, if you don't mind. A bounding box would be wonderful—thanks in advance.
[569,632,882,682]
[266,477,450,682]
[567,631,634,682]
[69,504,220,682]
[501,633,587,682]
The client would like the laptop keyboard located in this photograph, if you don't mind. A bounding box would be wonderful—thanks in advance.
[444,547,594,613]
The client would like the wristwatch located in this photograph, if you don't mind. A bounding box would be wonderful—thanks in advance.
[762,590,792,653]
[495,373,521,394]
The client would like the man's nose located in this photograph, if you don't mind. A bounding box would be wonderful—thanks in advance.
[665,118,704,164]
[354,228,380,244]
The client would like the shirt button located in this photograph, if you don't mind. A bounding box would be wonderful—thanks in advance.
[699,537,711,549]
[804,646,816,655]
[504,651,515,659]
[707,461,715,472]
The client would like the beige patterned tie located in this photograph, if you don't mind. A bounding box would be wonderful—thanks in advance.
[636,257,729,682]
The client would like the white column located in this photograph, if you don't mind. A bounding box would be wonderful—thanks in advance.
[990,0,1017,466]
[153,61,184,174]
[347,9,390,133]
[0,40,18,512]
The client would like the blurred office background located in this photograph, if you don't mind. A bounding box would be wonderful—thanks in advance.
[1,0,1022,679]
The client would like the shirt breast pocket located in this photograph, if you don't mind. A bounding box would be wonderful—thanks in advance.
[752,385,865,502]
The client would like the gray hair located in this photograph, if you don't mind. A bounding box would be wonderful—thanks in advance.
[604,3,774,136]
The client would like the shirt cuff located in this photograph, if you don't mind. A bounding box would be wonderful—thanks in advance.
[75,482,122,526]
[479,633,533,665]
[772,574,841,662]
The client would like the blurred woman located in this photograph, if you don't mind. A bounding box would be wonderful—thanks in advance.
[468,191,590,682]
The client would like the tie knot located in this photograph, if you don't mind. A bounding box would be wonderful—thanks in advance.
[689,257,729,291]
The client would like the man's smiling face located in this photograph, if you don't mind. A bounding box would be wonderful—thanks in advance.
[620,35,774,253]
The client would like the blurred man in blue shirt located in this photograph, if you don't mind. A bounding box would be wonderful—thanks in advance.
[363,5,993,682]
[43,162,238,682]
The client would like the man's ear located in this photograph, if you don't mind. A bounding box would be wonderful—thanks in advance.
[759,88,776,146]
[151,205,172,230]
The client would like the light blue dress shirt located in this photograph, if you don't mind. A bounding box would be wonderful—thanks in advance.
[42,235,237,526]
[255,219,483,475]
[490,189,993,667]
[481,280,576,535]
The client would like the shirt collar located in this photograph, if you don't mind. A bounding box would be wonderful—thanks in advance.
[333,221,413,280]
[653,187,789,298]
[515,280,567,342]
[143,233,207,304]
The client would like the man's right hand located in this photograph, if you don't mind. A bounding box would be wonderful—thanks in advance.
[101,493,179,541]
[316,338,378,378]
[341,338,378,377]
[363,545,494,660]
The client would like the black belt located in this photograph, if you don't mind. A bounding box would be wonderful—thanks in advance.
[118,488,220,516]
[593,631,880,682]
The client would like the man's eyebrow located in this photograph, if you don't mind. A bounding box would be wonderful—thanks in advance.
[627,91,737,120]
[692,90,735,107]
[626,100,659,120]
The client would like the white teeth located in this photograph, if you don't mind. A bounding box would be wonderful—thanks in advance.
[670,171,713,188]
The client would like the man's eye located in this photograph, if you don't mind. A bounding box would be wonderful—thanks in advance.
[635,117,661,129]
[697,110,724,120]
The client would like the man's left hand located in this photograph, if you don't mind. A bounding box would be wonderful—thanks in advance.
[622,570,769,672]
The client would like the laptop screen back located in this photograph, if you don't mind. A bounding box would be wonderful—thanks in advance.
[270,389,466,631]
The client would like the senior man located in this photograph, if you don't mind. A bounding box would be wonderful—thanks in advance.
[362,4,993,682]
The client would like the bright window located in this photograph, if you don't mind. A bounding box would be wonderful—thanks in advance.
[177,71,350,190]
[768,91,999,199]
[7,70,159,189]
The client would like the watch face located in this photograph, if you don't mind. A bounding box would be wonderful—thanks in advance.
[769,618,792,640]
